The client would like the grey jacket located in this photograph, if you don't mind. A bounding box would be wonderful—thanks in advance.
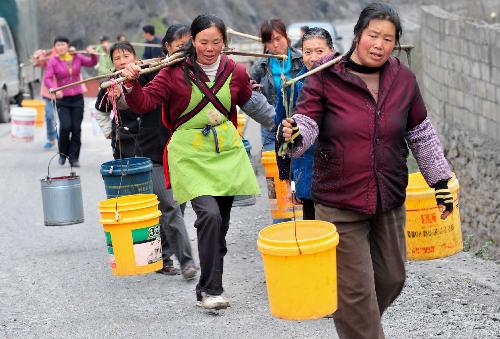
[249,47,304,106]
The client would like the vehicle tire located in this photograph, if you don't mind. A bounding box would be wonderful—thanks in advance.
[0,88,10,123]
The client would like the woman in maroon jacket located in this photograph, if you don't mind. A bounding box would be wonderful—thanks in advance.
[279,3,454,338]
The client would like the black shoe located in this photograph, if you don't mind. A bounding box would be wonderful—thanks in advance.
[70,160,80,168]
[58,156,66,166]
[156,259,181,276]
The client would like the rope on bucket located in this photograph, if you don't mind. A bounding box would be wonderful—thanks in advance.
[280,61,302,255]
[49,98,75,176]
[105,79,125,221]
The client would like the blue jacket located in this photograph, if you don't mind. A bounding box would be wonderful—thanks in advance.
[275,66,315,200]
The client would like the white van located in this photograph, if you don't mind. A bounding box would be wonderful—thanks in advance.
[0,17,19,122]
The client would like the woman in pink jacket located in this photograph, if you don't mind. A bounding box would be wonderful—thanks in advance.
[44,36,98,167]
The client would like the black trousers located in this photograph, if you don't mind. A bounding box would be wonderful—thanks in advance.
[56,94,84,162]
[191,195,234,300]
[302,198,316,220]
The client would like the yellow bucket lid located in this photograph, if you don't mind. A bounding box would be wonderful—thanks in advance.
[99,194,161,224]
[257,220,339,256]
[261,151,277,164]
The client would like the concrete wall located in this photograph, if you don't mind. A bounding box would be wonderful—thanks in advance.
[420,5,500,257]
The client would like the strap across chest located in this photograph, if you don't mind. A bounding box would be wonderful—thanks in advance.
[172,59,236,131]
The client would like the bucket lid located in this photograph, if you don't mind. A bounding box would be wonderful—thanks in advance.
[99,193,158,211]
[261,151,277,164]
[22,99,45,106]
[257,220,339,256]
[10,107,37,117]
[100,157,153,176]
[99,194,161,224]
[406,172,458,198]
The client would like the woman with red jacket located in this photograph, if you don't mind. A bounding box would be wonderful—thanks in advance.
[279,3,454,338]
[122,15,274,310]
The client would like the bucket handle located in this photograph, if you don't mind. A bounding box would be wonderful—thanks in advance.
[46,152,76,180]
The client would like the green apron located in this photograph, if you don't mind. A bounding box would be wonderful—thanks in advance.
[167,74,260,204]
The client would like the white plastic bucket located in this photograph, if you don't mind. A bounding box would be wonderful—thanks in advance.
[11,107,37,142]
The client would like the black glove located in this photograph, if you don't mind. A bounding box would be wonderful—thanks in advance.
[276,119,301,144]
[433,180,453,213]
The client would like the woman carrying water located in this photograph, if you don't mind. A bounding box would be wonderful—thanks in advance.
[122,14,274,310]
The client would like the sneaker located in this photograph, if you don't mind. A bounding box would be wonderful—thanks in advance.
[156,260,181,276]
[196,292,230,310]
[58,156,66,166]
[43,141,55,150]
[181,261,198,281]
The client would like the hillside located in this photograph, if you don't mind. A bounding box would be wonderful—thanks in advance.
[37,0,367,47]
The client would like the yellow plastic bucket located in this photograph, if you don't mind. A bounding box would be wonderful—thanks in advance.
[261,151,303,219]
[405,172,462,260]
[99,194,163,276]
[22,99,45,127]
[237,113,246,137]
[257,220,339,320]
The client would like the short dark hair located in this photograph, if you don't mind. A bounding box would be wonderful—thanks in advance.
[53,36,70,45]
[142,25,155,35]
[302,27,333,50]
[99,35,110,42]
[109,41,136,62]
[349,2,402,55]
[300,25,310,33]
[161,24,190,56]
[260,19,289,45]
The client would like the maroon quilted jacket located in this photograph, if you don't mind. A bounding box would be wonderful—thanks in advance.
[294,55,429,214]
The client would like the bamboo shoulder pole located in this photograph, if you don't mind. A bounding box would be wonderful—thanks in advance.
[226,28,262,42]
[131,42,163,48]
[284,54,344,88]
[100,52,185,89]
[48,69,123,94]
[223,48,287,60]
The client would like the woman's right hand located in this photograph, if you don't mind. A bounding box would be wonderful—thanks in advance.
[121,63,141,84]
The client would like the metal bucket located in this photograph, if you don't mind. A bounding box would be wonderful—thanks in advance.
[40,154,84,226]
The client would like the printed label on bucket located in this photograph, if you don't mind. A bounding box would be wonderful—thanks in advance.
[131,224,162,266]
[266,177,278,210]
[105,232,116,269]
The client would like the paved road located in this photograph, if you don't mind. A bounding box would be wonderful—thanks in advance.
[1,102,499,338]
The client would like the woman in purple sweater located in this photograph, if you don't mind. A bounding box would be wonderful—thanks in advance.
[279,3,454,338]
[45,36,98,167]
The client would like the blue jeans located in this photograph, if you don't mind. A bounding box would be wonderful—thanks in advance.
[261,127,275,151]
[43,97,57,142]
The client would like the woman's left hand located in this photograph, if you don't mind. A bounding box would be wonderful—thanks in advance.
[86,46,98,55]
[434,180,453,220]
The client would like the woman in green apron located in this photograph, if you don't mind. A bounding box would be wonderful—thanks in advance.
[123,14,274,310]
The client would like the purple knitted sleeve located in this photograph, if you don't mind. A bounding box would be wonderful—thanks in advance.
[406,118,452,186]
[286,114,319,157]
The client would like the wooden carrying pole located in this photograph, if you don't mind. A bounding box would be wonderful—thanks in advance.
[48,57,169,94]
[100,52,185,89]
[130,42,163,48]
[284,44,416,87]
[226,28,262,42]
[223,48,287,60]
